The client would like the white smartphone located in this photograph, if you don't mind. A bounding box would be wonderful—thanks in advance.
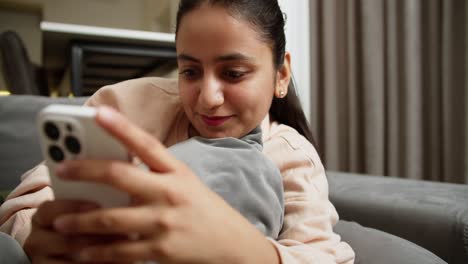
[37,104,130,208]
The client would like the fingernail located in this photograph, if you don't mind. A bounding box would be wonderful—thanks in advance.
[98,106,115,124]
[53,217,70,233]
[55,164,68,177]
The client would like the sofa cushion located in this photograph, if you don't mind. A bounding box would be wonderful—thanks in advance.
[334,220,447,264]
[0,232,30,263]
[0,95,87,194]
[329,171,468,264]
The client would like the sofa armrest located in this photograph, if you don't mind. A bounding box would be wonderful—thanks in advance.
[327,171,468,264]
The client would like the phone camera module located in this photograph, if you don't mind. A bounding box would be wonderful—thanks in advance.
[65,136,81,154]
[44,122,60,140]
[48,145,64,162]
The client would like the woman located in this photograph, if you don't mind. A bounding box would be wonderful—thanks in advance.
[0,0,355,263]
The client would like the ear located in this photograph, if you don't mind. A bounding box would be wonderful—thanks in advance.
[274,52,292,99]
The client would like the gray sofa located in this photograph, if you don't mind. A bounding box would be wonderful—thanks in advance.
[1,95,467,264]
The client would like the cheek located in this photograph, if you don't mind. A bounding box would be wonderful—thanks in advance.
[179,86,197,113]
[226,84,273,117]
[224,85,252,105]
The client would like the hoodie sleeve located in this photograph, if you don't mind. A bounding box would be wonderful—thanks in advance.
[262,122,355,264]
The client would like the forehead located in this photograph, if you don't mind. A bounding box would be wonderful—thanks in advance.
[176,4,271,60]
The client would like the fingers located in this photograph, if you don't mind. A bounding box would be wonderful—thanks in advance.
[31,257,70,264]
[28,201,120,262]
[25,227,98,258]
[56,159,170,201]
[95,106,180,173]
[27,233,130,264]
[33,200,100,228]
[72,239,168,263]
[53,205,173,236]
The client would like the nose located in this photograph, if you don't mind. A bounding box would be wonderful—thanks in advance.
[198,76,224,110]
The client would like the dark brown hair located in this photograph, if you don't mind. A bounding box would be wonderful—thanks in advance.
[175,0,316,146]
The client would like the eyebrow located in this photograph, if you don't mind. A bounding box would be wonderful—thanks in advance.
[177,53,255,63]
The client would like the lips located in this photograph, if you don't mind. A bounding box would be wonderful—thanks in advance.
[201,115,233,126]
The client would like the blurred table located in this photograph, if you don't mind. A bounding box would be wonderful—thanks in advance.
[41,22,177,96]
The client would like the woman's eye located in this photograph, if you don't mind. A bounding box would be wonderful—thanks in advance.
[224,70,245,80]
[179,69,200,80]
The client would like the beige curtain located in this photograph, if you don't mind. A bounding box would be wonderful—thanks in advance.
[309,0,467,183]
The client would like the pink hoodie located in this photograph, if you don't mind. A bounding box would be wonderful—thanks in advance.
[0,77,354,264]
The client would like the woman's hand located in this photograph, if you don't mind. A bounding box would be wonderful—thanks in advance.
[51,106,280,264]
[24,199,113,263]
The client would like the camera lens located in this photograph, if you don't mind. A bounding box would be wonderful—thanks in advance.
[65,136,81,154]
[44,122,60,140]
[48,145,64,162]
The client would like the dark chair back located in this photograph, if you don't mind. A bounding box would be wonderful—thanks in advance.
[0,30,48,95]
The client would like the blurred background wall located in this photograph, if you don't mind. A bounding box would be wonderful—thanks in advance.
[0,0,179,92]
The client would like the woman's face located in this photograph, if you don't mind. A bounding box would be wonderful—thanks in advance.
[176,4,279,139]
